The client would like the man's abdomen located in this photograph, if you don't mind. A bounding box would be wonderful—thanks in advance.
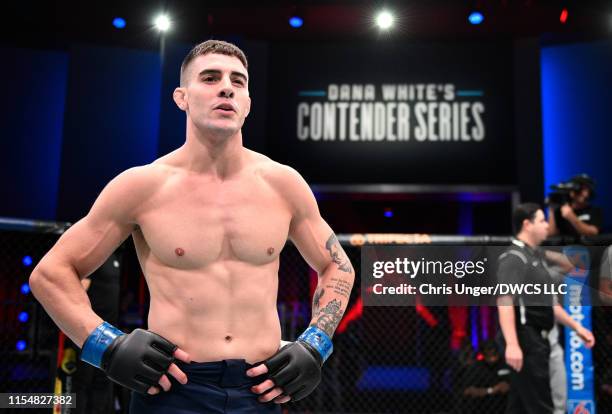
[144,263,282,363]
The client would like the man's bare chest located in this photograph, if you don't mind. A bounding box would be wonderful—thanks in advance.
[134,176,292,268]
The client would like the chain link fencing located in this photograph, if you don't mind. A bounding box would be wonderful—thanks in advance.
[1,222,611,413]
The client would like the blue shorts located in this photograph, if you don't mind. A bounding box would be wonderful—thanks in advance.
[129,359,281,414]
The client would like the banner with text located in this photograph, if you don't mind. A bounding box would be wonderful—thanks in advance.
[268,41,515,184]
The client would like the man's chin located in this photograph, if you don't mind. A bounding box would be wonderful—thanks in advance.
[199,121,241,136]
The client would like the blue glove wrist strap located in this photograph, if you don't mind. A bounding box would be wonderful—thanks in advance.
[81,321,124,368]
[298,326,333,363]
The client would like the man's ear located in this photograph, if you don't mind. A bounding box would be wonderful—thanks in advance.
[173,87,187,111]
[244,96,251,118]
[522,219,531,232]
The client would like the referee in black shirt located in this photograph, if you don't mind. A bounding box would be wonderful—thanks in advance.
[497,203,595,414]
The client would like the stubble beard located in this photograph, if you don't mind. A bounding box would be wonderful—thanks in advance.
[197,116,243,141]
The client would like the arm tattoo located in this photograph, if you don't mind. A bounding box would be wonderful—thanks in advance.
[325,233,353,273]
[327,277,351,299]
[311,298,343,338]
[312,287,325,315]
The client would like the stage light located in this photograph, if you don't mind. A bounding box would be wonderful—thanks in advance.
[155,15,171,31]
[468,11,484,25]
[376,10,394,30]
[20,283,30,295]
[289,16,303,28]
[113,17,126,29]
[22,255,32,266]
[384,208,394,218]
[16,340,26,351]
[18,312,29,323]
[560,8,568,24]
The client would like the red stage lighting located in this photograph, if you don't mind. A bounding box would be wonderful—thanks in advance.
[560,8,568,24]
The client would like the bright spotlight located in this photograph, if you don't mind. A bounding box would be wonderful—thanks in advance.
[22,255,33,266]
[113,17,126,29]
[155,15,171,31]
[376,10,394,30]
[468,11,484,25]
[289,16,303,28]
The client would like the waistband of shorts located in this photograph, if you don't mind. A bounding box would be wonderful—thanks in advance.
[174,359,266,388]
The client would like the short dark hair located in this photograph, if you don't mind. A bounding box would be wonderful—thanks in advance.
[180,40,248,86]
[512,202,541,234]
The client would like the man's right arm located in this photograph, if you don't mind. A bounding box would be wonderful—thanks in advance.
[497,297,523,372]
[547,206,559,236]
[496,253,525,372]
[29,167,150,346]
[30,166,189,395]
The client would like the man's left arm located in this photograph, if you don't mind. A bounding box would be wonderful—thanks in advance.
[560,205,600,236]
[290,219,355,339]
[247,166,354,403]
[553,304,595,348]
[544,249,574,274]
[282,166,356,336]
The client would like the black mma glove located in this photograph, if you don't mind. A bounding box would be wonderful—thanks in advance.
[264,326,333,401]
[81,322,177,393]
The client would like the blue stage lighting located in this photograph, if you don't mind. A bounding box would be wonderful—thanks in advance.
[289,16,303,28]
[22,255,33,266]
[468,11,484,25]
[16,340,27,351]
[18,312,29,323]
[113,17,126,29]
[384,209,393,218]
[21,283,30,295]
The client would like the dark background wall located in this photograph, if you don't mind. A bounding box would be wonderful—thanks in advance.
[541,40,612,231]
[55,45,162,222]
[513,38,544,205]
[0,48,68,220]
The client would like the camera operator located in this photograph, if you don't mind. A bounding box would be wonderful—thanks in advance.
[547,174,602,238]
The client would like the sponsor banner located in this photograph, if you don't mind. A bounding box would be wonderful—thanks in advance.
[563,246,596,414]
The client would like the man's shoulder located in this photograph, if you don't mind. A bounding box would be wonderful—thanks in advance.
[498,245,529,266]
[247,151,315,213]
[103,163,176,203]
[112,163,172,186]
[247,150,305,187]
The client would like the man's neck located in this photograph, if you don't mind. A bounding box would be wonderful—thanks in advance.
[516,232,539,249]
[180,124,245,178]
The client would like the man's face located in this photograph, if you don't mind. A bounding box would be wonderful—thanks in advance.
[570,187,590,206]
[179,53,251,136]
[526,209,549,245]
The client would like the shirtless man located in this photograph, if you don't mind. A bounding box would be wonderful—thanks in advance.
[30,40,355,413]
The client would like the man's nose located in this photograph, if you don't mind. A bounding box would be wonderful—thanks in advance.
[218,77,234,99]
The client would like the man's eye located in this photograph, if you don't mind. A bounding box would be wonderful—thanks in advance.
[233,79,244,86]
[203,77,215,82]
